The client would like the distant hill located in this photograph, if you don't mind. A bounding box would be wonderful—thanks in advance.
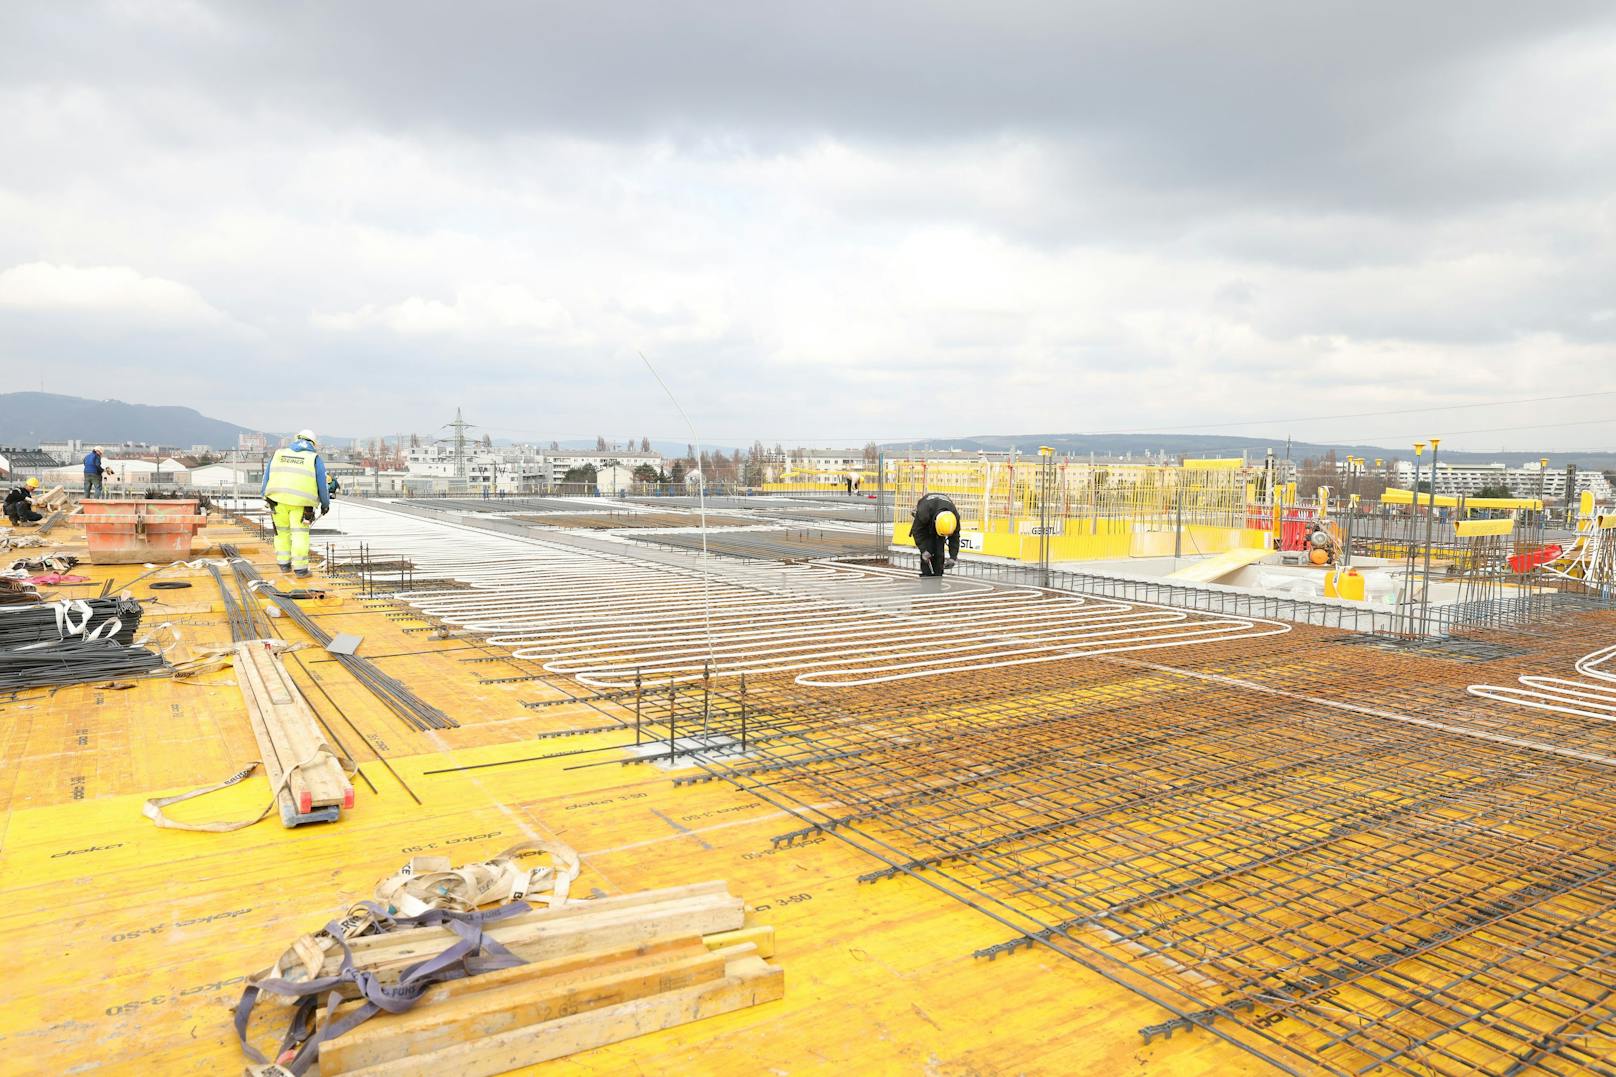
[883,432,1616,470]
[0,392,257,449]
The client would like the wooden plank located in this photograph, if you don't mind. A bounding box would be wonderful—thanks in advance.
[319,895,745,984]
[236,644,319,813]
[327,895,743,982]
[406,937,706,1006]
[703,924,774,959]
[332,955,785,1077]
[344,882,733,959]
[236,642,350,811]
[233,644,301,822]
[319,946,727,1072]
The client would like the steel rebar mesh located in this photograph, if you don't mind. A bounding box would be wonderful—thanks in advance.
[314,498,1616,1074]
[635,617,1616,1076]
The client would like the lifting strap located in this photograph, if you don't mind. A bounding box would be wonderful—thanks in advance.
[236,840,579,1073]
[141,743,342,833]
[236,901,531,1076]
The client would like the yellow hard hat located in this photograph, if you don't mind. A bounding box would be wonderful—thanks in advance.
[25,477,40,489]
[936,510,958,536]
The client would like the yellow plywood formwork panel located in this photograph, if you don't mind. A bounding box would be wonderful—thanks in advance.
[890,454,1268,563]
[0,518,1271,1076]
[1382,488,1459,508]
[1165,545,1272,582]
[1129,526,1268,559]
[892,519,1268,563]
[1179,457,1245,470]
[1454,517,1516,537]
[1464,496,1543,511]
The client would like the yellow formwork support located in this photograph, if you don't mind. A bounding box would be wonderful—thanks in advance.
[890,455,1269,563]
[1455,517,1515,538]
[1382,488,1459,508]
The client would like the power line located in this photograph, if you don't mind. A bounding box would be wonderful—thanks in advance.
[1353,415,1616,446]
[1072,389,1616,437]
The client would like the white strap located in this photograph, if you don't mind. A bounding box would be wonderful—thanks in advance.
[141,744,342,833]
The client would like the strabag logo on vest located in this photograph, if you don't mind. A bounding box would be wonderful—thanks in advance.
[266,447,321,505]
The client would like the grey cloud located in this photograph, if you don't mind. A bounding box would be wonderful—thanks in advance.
[1,2,1613,449]
[7,3,1614,210]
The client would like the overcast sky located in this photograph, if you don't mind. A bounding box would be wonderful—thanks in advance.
[1,2,1613,451]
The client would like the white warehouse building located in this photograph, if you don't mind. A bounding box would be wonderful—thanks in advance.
[1392,460,1613,502]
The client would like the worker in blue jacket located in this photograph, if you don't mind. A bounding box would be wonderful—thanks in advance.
[261,429,329,577]
[82,446,114,498]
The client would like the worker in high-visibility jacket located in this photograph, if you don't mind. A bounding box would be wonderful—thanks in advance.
[261,429,329,577]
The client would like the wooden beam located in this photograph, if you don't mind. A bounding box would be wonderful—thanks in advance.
[343,881,731,961]
[406,937,705,1006]
[330,955,784,1077]
[702,924,774,959]
[321,894,744,983]
[318,945,727,1072]
[233,641,351,823]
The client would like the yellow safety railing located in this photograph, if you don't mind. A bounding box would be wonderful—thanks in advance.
[891,455,1268,562]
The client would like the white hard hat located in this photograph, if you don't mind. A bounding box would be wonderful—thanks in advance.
[94,445,104,453]
[296,429,317,445]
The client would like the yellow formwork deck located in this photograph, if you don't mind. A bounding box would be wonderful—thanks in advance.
[0,520,1267,1075]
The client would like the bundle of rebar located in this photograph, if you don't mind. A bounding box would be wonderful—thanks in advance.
[0,598,144,648]
[221,545,456,731]
[0,579,40,606]
[208,562,269,643]
[0,636,165,690]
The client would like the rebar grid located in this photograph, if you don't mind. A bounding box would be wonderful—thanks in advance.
[316,502,1290,689]
[637,618,1616,1075]
[314,499,1616,1073]
[511,510,756,529]
[622,527,887,561]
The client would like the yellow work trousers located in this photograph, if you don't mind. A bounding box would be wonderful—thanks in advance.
[272,501,312,571]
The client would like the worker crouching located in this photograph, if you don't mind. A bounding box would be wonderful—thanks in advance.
[5,477,42,526]
[911,492,961,577]
[262,429,330,578]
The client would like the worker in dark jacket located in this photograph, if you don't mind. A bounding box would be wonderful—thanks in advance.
[5,478,43,525]
[911,492,961,577]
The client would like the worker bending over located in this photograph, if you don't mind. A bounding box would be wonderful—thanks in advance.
[5,477,42,526]
[262,429,330,577]
[911,492,961,577]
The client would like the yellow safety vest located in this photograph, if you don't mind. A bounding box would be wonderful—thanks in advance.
[265,446,320,506]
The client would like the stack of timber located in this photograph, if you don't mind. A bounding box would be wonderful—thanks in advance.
[34,484,69,512]
[306,882,782,1076]
[235,639,353,825]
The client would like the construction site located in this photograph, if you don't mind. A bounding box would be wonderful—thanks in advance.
[3,448,1616,1077]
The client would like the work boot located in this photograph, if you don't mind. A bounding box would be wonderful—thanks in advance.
[277,562,292,572]
[294,568,311,578]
